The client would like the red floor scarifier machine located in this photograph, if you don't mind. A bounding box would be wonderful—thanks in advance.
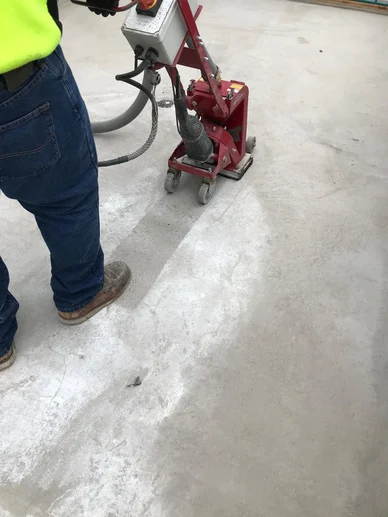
[71,0,256,204]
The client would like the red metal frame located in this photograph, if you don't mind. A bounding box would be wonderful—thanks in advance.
[161,0,250,182]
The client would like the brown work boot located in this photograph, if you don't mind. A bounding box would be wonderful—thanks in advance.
[0,343,16,371]
[58,262,131,326]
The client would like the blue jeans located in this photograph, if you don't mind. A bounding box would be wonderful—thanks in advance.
[0,47,104,357]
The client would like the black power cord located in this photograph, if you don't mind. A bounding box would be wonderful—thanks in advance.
[97,65,160,167]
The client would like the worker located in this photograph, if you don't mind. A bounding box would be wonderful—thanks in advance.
[0,0,129,371]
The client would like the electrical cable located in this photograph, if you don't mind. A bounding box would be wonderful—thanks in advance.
[114,0,139,11]
[97,73,159,167]
[116,57,151,81]
[171,69,183,137]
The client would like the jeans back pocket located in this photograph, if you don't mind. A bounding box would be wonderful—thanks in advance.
[0,103,60,182]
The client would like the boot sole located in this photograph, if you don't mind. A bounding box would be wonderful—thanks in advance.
[0,345,16,371]
[58,271,132,326]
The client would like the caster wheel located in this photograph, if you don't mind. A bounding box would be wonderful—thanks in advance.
[198,181,216,205]
[246,136,257,154]
[164,170,181,193]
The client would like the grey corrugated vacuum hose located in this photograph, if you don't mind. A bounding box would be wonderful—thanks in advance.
[91,68,155,134]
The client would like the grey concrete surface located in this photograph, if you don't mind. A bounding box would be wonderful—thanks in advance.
[1,1,388,515]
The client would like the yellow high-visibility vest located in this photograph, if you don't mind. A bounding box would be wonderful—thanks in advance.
[0,0,61,74]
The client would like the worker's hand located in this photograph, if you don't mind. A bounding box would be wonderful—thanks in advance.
[87,0,119,16]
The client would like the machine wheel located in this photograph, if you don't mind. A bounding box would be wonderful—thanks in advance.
[246,136,257,154]
[164,170,181,193]
[198,181,216,205]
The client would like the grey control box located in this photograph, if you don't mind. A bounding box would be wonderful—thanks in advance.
[122,0,198,65]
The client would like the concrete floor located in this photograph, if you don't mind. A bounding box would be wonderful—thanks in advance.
[1,0,388,515]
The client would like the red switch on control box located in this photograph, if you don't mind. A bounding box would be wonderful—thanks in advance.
[136,0,162,16]
[138,0,157,8]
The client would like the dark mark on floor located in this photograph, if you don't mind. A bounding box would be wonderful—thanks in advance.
[157,98,174,108]
[127,376,142,388]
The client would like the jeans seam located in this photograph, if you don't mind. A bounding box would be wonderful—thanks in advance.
[48,48,65,76]
[0,341,14,357]
[56,282,103,313]
[48,49,98,168]
[0,103,49,132]
[73,104,98,169]
[0,105,61,182]
[0,299,17,324]
[91,264,104,284]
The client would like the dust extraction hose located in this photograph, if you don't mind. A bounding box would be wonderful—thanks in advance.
[91,68,155,134]
[97,71,158,168]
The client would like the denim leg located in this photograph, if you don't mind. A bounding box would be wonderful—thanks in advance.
[0,47,104,312]
[20,193,105,312]
[0,257,19,356]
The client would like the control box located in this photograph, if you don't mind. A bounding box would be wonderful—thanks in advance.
[122,0,198,65]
